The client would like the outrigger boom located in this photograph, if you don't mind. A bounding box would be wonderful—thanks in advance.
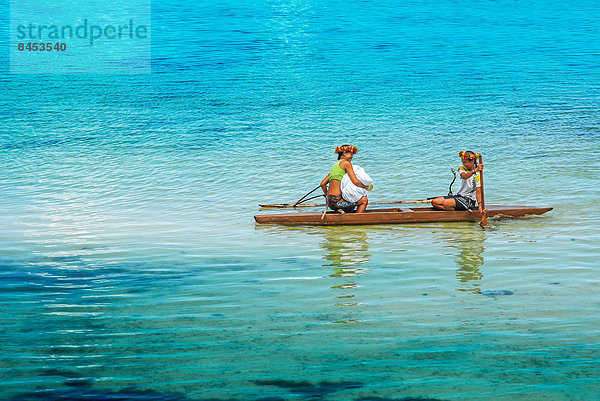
[259,199,432,208]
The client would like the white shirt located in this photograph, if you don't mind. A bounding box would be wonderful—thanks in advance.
[457,166,481,201]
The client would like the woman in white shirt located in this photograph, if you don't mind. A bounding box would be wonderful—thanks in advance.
[431,151,484,212]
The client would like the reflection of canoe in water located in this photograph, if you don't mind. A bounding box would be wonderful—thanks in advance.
[254,205,552,226]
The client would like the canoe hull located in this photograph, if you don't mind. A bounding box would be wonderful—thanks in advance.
[254,206,553,226]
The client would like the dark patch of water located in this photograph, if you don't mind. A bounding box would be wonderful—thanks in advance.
[12,386,199,401]
[481,290,514,297]
[1,138,67,151]
[10,381,285,401]
[39,369,81,378]
[357,397,447,401]
[254,379,364,397]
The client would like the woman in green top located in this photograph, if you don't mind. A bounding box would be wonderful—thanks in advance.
[320,144,370,213]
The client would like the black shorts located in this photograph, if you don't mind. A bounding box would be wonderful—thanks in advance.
[327,194,357,211]
[444,195,476,211]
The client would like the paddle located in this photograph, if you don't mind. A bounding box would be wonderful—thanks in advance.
[321,187,329,219]
[478,154,490,228]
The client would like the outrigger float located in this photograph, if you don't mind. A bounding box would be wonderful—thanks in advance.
[254,205,552,226]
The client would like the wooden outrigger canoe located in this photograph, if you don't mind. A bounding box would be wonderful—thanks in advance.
[254,205,552,226]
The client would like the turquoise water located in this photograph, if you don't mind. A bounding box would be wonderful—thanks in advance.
[1,0,600,400]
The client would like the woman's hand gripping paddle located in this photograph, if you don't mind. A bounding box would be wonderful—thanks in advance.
[478,154,490,229]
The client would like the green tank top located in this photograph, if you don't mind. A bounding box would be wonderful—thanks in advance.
[329,160,346,182]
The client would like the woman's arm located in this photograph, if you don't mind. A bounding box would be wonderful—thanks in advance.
[320,174,330,195]
[340,160,368,188]
[460,164,483,179]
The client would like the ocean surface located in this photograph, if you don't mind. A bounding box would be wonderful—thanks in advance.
[1,0,599,400]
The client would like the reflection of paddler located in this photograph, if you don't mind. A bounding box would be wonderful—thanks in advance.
[452,229,485,293]
[320,227,370,267]
[320,145,370,213]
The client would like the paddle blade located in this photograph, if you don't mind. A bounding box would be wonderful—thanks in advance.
[480,214,490,229]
